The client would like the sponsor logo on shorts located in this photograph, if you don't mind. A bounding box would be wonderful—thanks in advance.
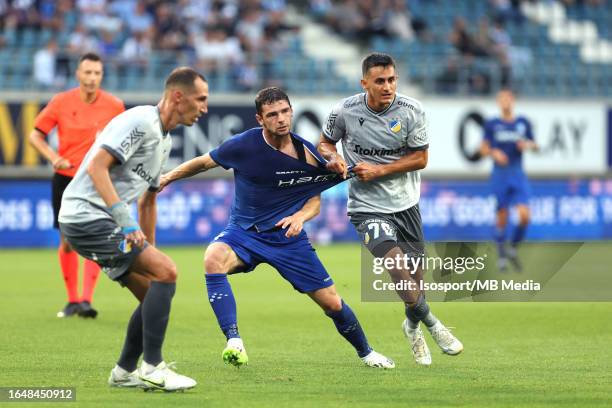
[118,239,132,253]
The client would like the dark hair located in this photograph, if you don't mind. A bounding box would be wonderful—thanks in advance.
[362,52,396,76]
[79,52,102,65]
[164,67,207,90]
[255,87,291,114]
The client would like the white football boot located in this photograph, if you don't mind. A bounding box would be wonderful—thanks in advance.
[402,319,432,366]
[361,350,395,369]
[139,361,197,392]
[427,321,463,355]
[108,365,145,388]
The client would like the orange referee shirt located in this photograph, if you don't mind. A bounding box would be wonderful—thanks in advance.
[34,88,125,177]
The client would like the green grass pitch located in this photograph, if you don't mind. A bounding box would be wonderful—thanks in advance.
[1,244,611,407]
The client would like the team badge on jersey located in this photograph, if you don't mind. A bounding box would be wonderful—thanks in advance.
[389,120,401,134]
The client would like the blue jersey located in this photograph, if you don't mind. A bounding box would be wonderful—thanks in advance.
[484,116,534,173]
[209,127,346,232]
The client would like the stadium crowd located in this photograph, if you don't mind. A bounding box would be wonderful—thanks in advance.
[0,0,297,91]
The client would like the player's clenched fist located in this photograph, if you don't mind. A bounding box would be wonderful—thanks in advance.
[326,153,348,179]
[352,162,385,181]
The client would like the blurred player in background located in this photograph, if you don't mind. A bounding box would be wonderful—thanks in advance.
[58,67,206,391]
[480,89,538,272]
[319,52,463,366]
[29,53,125,319]
[160,87,395,369]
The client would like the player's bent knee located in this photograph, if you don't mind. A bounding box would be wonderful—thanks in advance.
[204,244,234,274]
[162,262,178,283]
[204,254,228,274]
[139,248,178,283]
[324,296,343,313]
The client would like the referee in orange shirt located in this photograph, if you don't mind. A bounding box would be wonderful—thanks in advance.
[29,53,125,319]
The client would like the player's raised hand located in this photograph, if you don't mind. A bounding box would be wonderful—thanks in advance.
[353,162,384,181]
[491,149,509,166]
[52,156,73,170]
[326,153,348,179]
[275,214,305,238]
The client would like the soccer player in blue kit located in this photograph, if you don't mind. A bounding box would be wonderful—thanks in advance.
[160,87,395,369]
[480,89,538,271]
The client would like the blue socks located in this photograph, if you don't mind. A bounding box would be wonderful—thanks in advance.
[512,224,527,246]
[326,300,371,358]
[205,273,240,339]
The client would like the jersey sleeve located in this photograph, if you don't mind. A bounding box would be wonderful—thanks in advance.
[322,101,346,142]
[99,116,149,164]
[406,104,429,150]
[33,95,61,136]
[209,134,244,170]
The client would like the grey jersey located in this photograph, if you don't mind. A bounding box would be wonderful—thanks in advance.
[59,105,172,224]
[322,92,428,214]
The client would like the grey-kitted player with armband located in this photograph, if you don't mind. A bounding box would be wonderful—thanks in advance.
[318,53,463,366]
[59,67,208,391]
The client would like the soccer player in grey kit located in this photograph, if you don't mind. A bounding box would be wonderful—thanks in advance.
[58,67,207,390]
[318,53,463,366]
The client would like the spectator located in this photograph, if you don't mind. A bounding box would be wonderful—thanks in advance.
[449,17,490,57]
[195,26,243,71]
[67,24,99,56]
[78,0,122,33]
[384,0,415,41]
[126,1,154,35]
[235,7,265,52]
[120,30,152,67]
[33,39,62,89]
[98,29,121,59]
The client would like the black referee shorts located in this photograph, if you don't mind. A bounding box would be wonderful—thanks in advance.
[52,173,73,229]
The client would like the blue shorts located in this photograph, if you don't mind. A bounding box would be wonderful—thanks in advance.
[491,170,530,210]
[212,223,334,293]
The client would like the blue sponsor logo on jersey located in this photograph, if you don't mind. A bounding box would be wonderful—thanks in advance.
[389,120,401,133]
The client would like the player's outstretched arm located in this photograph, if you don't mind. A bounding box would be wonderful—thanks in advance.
[159,153,219,192]
[28,129,72,170]
[353,149,428,182]
[275,195,321,238]
[318,134,348,178]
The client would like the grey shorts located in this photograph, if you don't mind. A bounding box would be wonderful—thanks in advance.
[59,219,147,281]
[350,204,425,258]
